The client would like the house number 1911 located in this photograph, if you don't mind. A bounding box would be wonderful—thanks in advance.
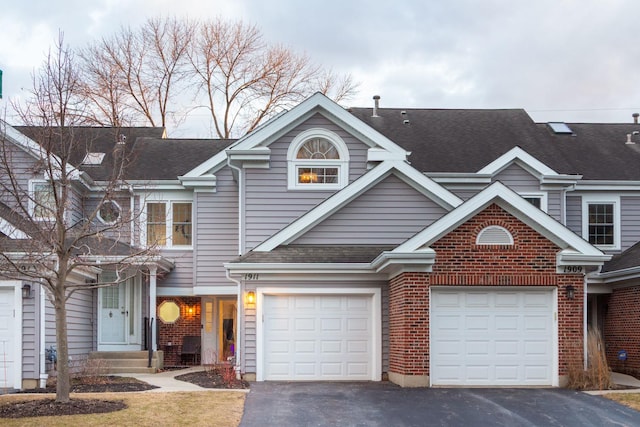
[563,266,583,273]
[244,273,260,280]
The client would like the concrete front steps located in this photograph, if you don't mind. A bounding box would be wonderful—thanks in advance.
[89,351,164,374]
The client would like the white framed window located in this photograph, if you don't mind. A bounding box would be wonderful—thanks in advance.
[143,201,192,248]
[98,200,122,225]
[476,226,514,245]
[287,128,350,190]
[581,195,620,250]
[29,180,56,221]
[520,192,547,212]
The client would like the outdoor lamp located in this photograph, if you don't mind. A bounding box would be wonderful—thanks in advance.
[22,284,32,299]
[566,285,575,300]
[246,291,256,305]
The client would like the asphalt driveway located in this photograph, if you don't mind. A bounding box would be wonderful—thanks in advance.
[239,382,640,427]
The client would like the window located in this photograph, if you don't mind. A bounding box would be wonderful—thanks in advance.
[582,195,620,250]
[30,180,56,220]
[145,201,192,247]
[520,193,547,212]
[98,200,121,224]
[476,226,514,245]
[287,128,349,190]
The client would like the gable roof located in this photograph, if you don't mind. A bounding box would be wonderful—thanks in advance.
[253,160,462,252]
[183,92,409,178]
[350,107,640,179]
[392,181,609,264]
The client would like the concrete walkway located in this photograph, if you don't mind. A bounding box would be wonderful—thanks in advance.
[585,371,640,396]
[125,366,248,393]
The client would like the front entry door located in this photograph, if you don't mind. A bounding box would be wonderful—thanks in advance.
[98,277,140,350]
[201,297,237,364]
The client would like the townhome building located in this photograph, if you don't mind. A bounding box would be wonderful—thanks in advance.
[2,93,640,390]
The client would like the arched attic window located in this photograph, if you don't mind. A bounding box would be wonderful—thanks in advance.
[476,225,514,245]
[287,128,350,190]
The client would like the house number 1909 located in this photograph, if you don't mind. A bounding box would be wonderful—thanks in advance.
[563,266,583,273]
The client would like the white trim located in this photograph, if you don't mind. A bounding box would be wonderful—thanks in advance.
[255,286,381,382]
[141,199,193,249]
[477,146,557,176]
[28,179,55,221]
[286,128,350,190]
[395,181,607,261]
[0,281,23,390]
[0,218,28,239]
[581,194,621,251]
[182,93,408,179]
[97,199,122,225]
[254,160,462,252]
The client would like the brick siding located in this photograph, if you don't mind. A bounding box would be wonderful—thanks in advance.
[388,204,584,380]
[157,296,201,366]
[603,286,640,374]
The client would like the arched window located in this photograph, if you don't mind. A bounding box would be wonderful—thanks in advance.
[287,128,349,189]
[476,225,514,245]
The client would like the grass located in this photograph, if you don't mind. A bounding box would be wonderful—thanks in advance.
[0,391,245,427]
[606,393,640,412]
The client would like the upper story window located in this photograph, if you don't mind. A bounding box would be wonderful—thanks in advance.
[98,200,121,225]
[287,128,350,190]
[145,201,192,248]
[29,180,56,221]
[582,195,620,250]
[520,193,547,212]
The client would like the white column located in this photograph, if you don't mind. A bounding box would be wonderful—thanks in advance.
[149,265,157,351]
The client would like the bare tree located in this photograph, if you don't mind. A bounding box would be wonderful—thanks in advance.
[79,17,194,129]
[0,34,157,403]
[189,18,358,138]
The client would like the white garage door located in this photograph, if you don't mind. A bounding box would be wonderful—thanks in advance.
[0,287,18,389]
[262,294,373,381]
[431,288,555,386]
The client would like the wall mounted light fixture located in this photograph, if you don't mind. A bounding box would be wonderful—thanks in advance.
[246,291,256,305]
[22,284,32,299]
[566,285,575,300]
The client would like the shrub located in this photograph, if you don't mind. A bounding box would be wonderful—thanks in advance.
[567,328,614,390]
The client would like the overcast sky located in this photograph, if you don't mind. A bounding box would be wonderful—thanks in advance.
[2,0,639,135]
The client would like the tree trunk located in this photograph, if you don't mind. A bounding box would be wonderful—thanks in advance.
[54,296,71,402]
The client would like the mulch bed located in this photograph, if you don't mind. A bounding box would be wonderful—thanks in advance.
[1,369,247,419]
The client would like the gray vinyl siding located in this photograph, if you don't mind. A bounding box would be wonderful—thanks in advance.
[294,174,448,245]
[157,250,193,289]
[244,114,370,251]
[449,189,478,201]
[547,190,562,222]
[566,195,582,236]
[21,281,38,379]
[66,288,95,358]
[83,193,132,241]
[492,164,540,191]
[241,280,389,375]
[0,141,38,209]
[621,195,640,251]
[193,166,239,288]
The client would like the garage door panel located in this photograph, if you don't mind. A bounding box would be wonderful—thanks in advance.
[431,288,554,386]
[263,294,373,381]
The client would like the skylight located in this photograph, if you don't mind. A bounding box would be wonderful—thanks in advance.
[548,122,573,134]
[82,152,105,165]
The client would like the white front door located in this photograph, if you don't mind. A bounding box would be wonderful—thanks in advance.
[0,283,21,390]
[98,278,141,350]
[430,287,556,386]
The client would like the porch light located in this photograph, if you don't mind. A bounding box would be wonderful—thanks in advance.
[246,291,256,305]
[566,285,576,300]
[22,284,32,299]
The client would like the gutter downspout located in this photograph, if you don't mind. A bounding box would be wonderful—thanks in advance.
[226,159,244,255]
[226,269,242,379]
[38,279,47,388]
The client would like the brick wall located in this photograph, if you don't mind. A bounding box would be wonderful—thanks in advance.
[388,204,584,380]
[603,286,640,374]
[157,296,201,366]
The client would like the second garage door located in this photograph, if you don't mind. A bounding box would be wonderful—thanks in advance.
[430,288,556,386]
[261,293,375,381]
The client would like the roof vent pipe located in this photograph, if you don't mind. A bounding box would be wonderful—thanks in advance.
[372,95,380,117]
[626,134,635,145]
[633,113,639,124]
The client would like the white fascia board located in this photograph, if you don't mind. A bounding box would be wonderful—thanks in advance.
[395,181,607,258]
[591,266,640,283]
[427,173,493,184]
[192,285,238,295]
[224,262,374,275]
[540,175,582,186]
[253,161,461,252]
[573,181,640,191]
[178,174,217,191]
[80,255,175,272]
[477,146,557,176]
[367,147,407,162]
[0,218,29,239]
[556,249,612,265]
[370,250,436,275]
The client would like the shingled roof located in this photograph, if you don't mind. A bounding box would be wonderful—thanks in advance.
[349,107,640,180]
[231,245,394,264]
[13,126,234,181]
